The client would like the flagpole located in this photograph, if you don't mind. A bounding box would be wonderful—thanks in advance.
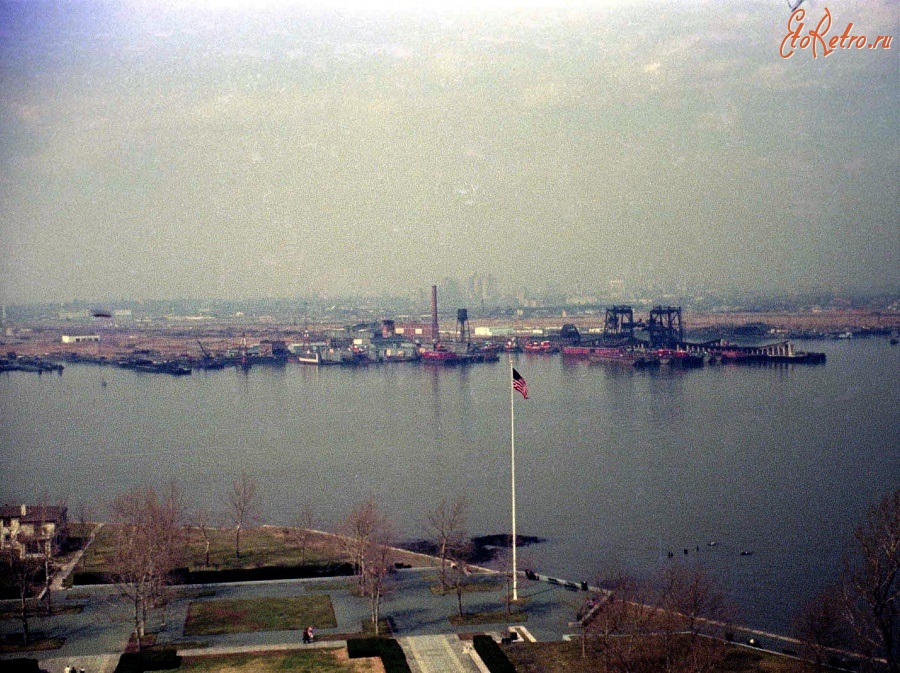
[509,355,518,602]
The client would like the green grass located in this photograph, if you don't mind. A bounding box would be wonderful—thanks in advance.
[184,527,342,571]
[179,649,356,672]
[78,526,343,576]
[448,610,528,626]
[183,596,337,636]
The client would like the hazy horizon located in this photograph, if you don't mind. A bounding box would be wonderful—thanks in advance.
[1,0,897,304]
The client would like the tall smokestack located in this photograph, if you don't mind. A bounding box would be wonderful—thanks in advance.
[431,285,439,343]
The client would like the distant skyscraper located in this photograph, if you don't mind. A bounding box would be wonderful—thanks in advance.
[609,279,625,301]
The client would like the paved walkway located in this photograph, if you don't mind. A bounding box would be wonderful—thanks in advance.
[36,653,119,673]
[11,567,812,672]
[37,523,105,601]
[398,634,485,673]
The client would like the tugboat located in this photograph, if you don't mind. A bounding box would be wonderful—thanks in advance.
[524,340,558,354]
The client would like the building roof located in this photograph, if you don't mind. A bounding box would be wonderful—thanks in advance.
[0,504,67,524]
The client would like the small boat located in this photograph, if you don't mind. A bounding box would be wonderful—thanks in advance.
[524,340,558,354]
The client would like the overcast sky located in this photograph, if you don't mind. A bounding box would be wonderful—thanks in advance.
[0,0,897,303]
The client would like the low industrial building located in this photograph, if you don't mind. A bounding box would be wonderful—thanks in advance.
[61,334,100,344]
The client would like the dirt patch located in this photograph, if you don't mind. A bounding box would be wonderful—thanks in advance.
[333,647,386,673]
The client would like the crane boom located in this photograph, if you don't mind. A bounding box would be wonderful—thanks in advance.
[197,340,212,358]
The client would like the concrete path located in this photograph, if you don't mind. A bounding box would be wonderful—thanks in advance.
[398,634,484,673]
[37,653,119,673]
[37,522,105,600]
[177,641,343,657]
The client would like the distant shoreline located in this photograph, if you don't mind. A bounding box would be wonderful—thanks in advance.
[2,308,897,360]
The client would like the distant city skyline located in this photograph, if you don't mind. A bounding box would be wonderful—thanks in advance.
[1,0,897,304]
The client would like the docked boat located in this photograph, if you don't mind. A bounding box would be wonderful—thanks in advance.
[420,342,500,365]
[524,340,558,354]
[562,345,659,367]
[656,348,704,367]
[292,345,360,366]
[503,339,523,353]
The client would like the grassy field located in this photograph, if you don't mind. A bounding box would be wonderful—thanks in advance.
[183,596,337,636]
[179,648,382,672]
[503,640,825,673]
[77,525,437,577]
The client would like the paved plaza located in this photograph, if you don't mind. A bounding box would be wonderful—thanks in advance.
[1,570,588,672]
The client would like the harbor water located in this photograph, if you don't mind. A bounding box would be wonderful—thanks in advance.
[1,337,898,633]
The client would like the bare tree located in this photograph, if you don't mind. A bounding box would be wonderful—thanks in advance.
[337,498,395,633]
[338,498,390,590]
[447,540,474,619]
[655,563,730,673]
[843,488,900,672]
[2,549,41,645]
[424,495,469,593]
[76,499,92,529]
[590,574,657,673]
[361,523,397,636]
[284,501,318,565]
[108,483,186,649]
[227,472,259,558]
[34,495,56,617]
[793,584,849,671]
[191,508,219,568]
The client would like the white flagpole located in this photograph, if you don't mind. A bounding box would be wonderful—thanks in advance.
[510,356,518,602]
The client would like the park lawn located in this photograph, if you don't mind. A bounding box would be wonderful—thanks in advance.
[183,596,337,636]
[78,525,436,577]
[76,523,122,574]
[185,526,342,571]
[179,648,383,672]
[503,641,823,673]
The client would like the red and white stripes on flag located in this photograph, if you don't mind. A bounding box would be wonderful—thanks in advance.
[512,368,528,400]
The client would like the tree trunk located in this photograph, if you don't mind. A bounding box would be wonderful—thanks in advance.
[134,596,143,650]
[235,525,241,558]
[44,556,53,617]
[439,541,447,591]
[373,590,381,636]
[204,540,210,568]
[19,589,30,645]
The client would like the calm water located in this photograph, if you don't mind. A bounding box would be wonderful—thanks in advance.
[1,338,898,632]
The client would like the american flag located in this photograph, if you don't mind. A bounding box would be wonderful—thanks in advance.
[512,368,528,400]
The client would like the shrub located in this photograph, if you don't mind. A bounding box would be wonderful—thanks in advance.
[472,634,516,673]
[114,648,181,672]
[347,637,411,673]
[3,659,40,673]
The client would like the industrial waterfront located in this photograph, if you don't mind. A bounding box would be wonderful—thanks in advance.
[1,334,897,637]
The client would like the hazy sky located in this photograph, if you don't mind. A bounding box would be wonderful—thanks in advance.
[1,0,897,303]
